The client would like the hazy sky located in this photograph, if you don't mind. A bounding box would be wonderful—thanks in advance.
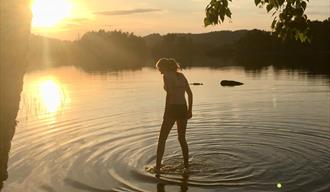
[31,0,330,40]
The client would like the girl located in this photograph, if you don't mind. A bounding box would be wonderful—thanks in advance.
[155,58,193,174]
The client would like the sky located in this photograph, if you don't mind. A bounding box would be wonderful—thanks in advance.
[31,0,330,40]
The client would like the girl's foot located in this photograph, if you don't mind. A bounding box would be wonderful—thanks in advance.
[155,166,161,177]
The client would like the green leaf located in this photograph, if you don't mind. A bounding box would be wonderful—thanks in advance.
[210,0,217,4]
[266,4,274,12]
[277,0,285,6]
[219,12,225,22]
[301,1,307,10]
[271,19,277,29]
[272,10,277,16]
[204,17,212,26]
[225,8,232,18]
[223,0,228,7]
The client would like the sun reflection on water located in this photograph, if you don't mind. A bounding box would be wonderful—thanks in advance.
[39,79,63,113]
[21,77,71,119]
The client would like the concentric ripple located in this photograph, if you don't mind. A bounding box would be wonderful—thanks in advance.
[2,66,330,192]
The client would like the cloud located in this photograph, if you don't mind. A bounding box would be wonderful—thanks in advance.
[94,8,162,16]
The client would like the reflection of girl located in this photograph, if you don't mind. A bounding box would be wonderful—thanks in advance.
[155,58,193,174]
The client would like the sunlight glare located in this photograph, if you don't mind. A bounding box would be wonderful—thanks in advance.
[32,0,73,27]
[39,79,62,113]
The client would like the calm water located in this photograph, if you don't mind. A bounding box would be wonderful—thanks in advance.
[2,66,330,192]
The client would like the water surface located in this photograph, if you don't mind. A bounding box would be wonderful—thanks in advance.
[2,66,330,192]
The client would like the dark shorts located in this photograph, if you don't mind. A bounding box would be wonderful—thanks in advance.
[163,104,188,120]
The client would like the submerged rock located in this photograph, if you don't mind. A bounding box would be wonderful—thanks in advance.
[220,80,244,86]
[190,83,203,85]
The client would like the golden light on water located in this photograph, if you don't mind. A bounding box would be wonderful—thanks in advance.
[18,74,72,123]
[31,0,73,27]
[38,79,64,113]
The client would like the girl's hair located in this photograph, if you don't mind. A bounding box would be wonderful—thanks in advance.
[155,58,181,72]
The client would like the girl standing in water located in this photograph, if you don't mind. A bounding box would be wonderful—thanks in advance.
[155,58,193,174]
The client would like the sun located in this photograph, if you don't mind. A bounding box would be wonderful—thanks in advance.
[31,0,73,28]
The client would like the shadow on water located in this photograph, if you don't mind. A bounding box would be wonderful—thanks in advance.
[63,174,189,192]
[236,53,330,78]
[179,53,330,79]
[64,178,116,192]
[157,173,189,192]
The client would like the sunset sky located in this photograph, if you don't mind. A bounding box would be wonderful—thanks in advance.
[31,0,330,40]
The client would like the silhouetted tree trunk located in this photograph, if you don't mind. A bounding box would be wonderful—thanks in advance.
[0,0,31,188]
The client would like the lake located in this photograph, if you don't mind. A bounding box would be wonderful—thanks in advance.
[2,66,330,192]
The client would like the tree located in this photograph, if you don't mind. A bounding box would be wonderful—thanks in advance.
[76,30,148,71]
[204,0,311,42]
[0,0,32,188]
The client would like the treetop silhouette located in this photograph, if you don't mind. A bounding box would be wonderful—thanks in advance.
[204,0,311,42]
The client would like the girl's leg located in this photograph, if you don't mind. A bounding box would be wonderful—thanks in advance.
[177,119,189,168]
[156,118,175,171]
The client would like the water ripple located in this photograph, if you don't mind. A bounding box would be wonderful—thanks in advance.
[3,67,330,192]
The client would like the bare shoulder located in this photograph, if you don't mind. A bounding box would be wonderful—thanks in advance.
[177,72,188,82]
[164,72,177,81]
[163,73,176,87]
[176,72,187,79]
[163,73,173,80]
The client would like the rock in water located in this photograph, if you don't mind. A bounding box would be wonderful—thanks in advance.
[190,83,203,85]
[220,80,243,86]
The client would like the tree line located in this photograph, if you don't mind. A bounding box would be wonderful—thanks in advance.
[26,18,329,72]
[27,30,148,72]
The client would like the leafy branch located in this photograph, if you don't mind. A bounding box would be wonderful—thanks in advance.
[204,0,311,42]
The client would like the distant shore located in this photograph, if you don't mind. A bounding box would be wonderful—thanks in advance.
[26,19,330,75]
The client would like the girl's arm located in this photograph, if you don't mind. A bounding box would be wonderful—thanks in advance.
[184,76,193,119]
